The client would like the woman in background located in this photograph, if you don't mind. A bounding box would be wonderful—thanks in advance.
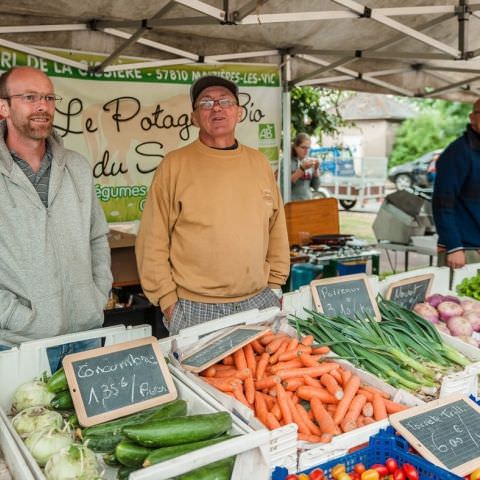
[290,132,320,201]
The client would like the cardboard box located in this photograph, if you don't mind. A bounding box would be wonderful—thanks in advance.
[108,229,139,286]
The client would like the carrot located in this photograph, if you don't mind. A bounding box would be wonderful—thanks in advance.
[362,417,376,425]
[286,337,299,351]
[340,369,352,386]
[259,332,277,346]
[255,375,280,390]
[276,363,339,380]
[251,339,265,354]
[233,348,248,370]
[320,433,333,443]
[290,393,299,404]
[301,334,314,346]
[384,398,408,414]
[299,354,322,368]
[266,412,281,430]
[330,368,343,384]
[340,393,367,432]
[361,385,390,399]
[270,400,282,421]
[256,352,270,381]
[285,395,310,434]
[232,384,251,408]
[303,375,322,388]
[269,340,289,364]
[296,386,337,404]
[372,393,388,421]
[259,392,276,410]
[310,396,339,435]
[244,375,255,404]
[254,391,268,424]
[202,377,241,392]
[223,355,234,366]
[243,344,257,377]
[278,350,299,362]
[282,377,304,391]
[270,359,303,374]
[296,403,321,435]
[357,388,374,401]
[362,401,373,417]
[320,373,344,400]
[275,383,293,425]
[312,345,330,355]
[333,375,361,425]
[214,363,238,371]
[266,336,288,355]
[214,367,240,378]
[326,403,337,414]
[200,366,216,377]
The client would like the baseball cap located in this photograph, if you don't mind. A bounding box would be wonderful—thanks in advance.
[190,75,239,107]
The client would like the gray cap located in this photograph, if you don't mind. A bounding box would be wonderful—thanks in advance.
[190,75,239,107]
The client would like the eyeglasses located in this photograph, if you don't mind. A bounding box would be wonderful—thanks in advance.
[298,145,310,149]
[196,98,237,110]
[2,93,62,104]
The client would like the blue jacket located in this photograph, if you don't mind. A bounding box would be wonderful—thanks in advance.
[432,125,480,252]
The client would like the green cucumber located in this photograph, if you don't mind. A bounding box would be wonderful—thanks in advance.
[115,440,153,467]
[123,412,232,448]
[84,433,125,453]
[143,434,235,467]
[50,390,73,410]
[117,465,137,480]
[102,452,120,466]
[174,457,235,480]
[83,399,187,437]
[47,367,68,393]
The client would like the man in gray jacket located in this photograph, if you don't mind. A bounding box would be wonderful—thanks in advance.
[0,66,112,370]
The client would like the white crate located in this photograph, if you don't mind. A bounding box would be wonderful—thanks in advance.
[452,262,480,292]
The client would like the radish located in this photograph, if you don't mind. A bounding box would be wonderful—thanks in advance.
[437,301,464,322]
[426,294,444,308]
[413,303,439,324]
[446,315,473,337]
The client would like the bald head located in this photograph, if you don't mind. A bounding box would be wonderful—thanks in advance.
[0,66,53,100]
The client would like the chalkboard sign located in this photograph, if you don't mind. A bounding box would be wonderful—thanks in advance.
[63,337,177,427]
[385,273,433,310]
[390,395,480,476]
[310,273,380,320]
[181,325,269,373]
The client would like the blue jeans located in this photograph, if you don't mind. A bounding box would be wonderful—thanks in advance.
[0,344,12,352]
[47,338,102,373]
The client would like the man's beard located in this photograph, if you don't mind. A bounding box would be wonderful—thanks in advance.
[12,113,53,140]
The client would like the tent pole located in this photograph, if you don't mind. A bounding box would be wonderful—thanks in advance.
[281,52,291,203]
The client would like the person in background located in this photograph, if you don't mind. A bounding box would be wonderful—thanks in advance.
[290,132,320,201]
[432,98,480,269]
[0,67,112,370]
[136,75,290,335]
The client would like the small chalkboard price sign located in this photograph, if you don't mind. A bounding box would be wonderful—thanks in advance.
[310,273,381,321]
[390,395,480,476]
[385,273,434,311]
[181,325,269,373]
[63,337,177,427]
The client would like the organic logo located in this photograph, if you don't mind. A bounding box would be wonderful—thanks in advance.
[258,123,275,140]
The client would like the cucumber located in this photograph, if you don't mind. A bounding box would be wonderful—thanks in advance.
[84,433,126,453]
[123,412,232,448]
[143,434,235,467]
[50,390,73,410]
[174,457,235,480]
[115,440,153,467]
[47,367,68,393]
[103,452,120,466]
[67,413,79,428]
[117,465,137,480]
[83,399,187,437]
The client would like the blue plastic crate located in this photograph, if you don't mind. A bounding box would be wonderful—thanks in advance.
[271,427,463,480]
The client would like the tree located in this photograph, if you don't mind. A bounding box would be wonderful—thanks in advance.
[389,98,471,167]
[290,86,349,140]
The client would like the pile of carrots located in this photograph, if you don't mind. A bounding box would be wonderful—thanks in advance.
[198,331,408,443]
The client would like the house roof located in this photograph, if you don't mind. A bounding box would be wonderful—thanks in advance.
[338,93,417,120]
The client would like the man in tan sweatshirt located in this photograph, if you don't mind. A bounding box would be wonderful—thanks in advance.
[135,75,290,335]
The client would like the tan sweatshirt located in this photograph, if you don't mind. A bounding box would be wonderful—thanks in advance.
[135,139,290,311]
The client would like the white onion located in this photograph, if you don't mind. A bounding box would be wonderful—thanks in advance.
[437,301,464,322]
[446,315,473,337]
[11,381,55,413]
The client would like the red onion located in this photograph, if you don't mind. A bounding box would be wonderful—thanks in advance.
[413,303,439,324]
[437,301,464,321]
[465,311,480,332]
[426,294,444,308]
[446,315,473,337]
[442,295,461,305]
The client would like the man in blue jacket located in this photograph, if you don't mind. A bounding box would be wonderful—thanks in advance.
[433,99,480,269]
[0,66,112,369]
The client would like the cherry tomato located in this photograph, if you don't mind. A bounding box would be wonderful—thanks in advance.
[385,458,398,474]
[402,464,419,480]
[350,473,361,480]
[370,464,389,476]
[337,474,352,480]
[354,464,367,475]
[361,470,380,480]
[393,470,405,480]
[471,468,480,480]
[332,464,346,479]
[308,469,324,480]
[285,475,298,480]
[297,474,310,480]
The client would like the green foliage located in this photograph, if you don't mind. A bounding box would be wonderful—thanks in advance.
[389,99,471,167]
[290,87,349,140]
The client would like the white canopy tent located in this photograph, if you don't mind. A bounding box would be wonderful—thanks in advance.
[1,0,480,200]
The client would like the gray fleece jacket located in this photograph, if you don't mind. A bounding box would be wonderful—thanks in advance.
[0,121,112,344]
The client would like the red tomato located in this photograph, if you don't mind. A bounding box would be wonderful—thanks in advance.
[309,469,324,480]
[361,470,380,480]
[354,464,367,475]
[350,473,361,480]
[385,458,398,474]
[402,464,419,480]
[471,468,480,480]
[393,470,405,480]
[370,464,389,476]
[297,474,310,480]
[285,475,298,480]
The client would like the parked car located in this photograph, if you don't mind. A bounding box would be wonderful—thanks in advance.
[388,149,442,190]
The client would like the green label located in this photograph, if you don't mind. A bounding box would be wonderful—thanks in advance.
[259,123,276,141]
